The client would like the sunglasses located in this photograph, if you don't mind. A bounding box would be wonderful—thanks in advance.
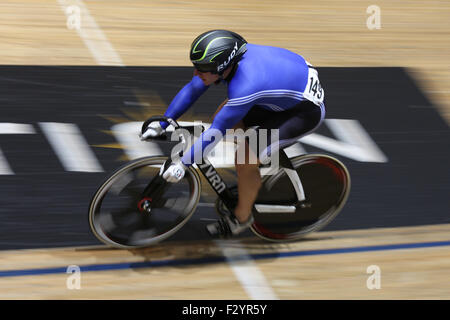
[193,64,218,74]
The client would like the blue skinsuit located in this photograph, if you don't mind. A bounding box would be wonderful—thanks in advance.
[161,43,325,166]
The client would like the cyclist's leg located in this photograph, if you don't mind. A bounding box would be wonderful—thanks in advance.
[211,99,229,120]
[233,120,261,223]
[206,120,260,238]
[256,100,325,163]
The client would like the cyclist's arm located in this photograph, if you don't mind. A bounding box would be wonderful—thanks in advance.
[180,102,252,166]
[161,75,209,129]
[212,99,229,120]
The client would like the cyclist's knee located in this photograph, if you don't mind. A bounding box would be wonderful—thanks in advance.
[235,148,260,167]
[235,161,261,186]
[232,120,246,130]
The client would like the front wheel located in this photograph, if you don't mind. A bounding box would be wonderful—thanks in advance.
[88,156,201,249]
[251,154,351,242]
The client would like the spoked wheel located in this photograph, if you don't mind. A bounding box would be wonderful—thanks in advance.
[251,154,351,242]
[88,156,201,249]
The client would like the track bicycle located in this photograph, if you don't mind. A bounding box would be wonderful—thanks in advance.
[88,116,351,249]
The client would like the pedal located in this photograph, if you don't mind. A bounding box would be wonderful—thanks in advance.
[206,217,234,238]
[298,201,312,209]
[206,222,220,236]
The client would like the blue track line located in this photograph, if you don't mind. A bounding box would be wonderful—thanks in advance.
[1,240,449,278]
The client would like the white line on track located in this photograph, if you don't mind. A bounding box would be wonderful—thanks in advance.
[39,122,103,172]
[0,123,36,175]
[215,240,279,300]
[0,149,13,175]
[58,0,124,66]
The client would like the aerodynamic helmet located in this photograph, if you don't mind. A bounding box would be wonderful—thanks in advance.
[190,30,247,75]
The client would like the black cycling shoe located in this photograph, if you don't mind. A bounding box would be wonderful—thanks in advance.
[206,215,254,238]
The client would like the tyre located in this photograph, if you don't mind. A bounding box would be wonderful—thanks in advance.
[251,154,351,242]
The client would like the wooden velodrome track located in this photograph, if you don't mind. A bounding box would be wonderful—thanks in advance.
[0,0,449,300]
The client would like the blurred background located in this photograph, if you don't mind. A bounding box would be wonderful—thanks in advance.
[0,0,449,300]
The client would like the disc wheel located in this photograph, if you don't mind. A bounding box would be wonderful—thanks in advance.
[88,156,201,249]
[251,154,351,242]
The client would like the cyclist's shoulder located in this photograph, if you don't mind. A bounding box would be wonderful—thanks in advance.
[226,46,263,100]
[227,69,261,102]
[190,74,208,89]
[182,74,210,95]
[245,43,306,61]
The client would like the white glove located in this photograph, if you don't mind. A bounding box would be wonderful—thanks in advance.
[140,121,165,140]
[160,161,187,183]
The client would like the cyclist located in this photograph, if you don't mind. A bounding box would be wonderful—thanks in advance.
[141,29,325,238]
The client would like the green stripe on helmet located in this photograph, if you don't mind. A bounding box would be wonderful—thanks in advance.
[191,31,215,54]
[191,36,233,62]
[209,51,224,62]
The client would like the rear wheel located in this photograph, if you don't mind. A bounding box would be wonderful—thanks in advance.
[251,154,351,242]
[88,156,201,249]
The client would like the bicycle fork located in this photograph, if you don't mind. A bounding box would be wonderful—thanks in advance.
[138,161,171,214]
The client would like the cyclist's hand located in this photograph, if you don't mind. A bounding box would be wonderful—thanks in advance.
[140,121,165,140]
[160,161,186,183]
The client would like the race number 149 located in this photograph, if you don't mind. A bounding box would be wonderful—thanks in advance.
[304,68,324,106]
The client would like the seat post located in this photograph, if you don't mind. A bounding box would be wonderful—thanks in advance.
[278,148,294,170]
[278,148,307,202]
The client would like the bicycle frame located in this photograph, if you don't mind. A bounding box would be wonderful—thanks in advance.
[264,150,307,203]
[196,158,237,215]
[197,149,308,216]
